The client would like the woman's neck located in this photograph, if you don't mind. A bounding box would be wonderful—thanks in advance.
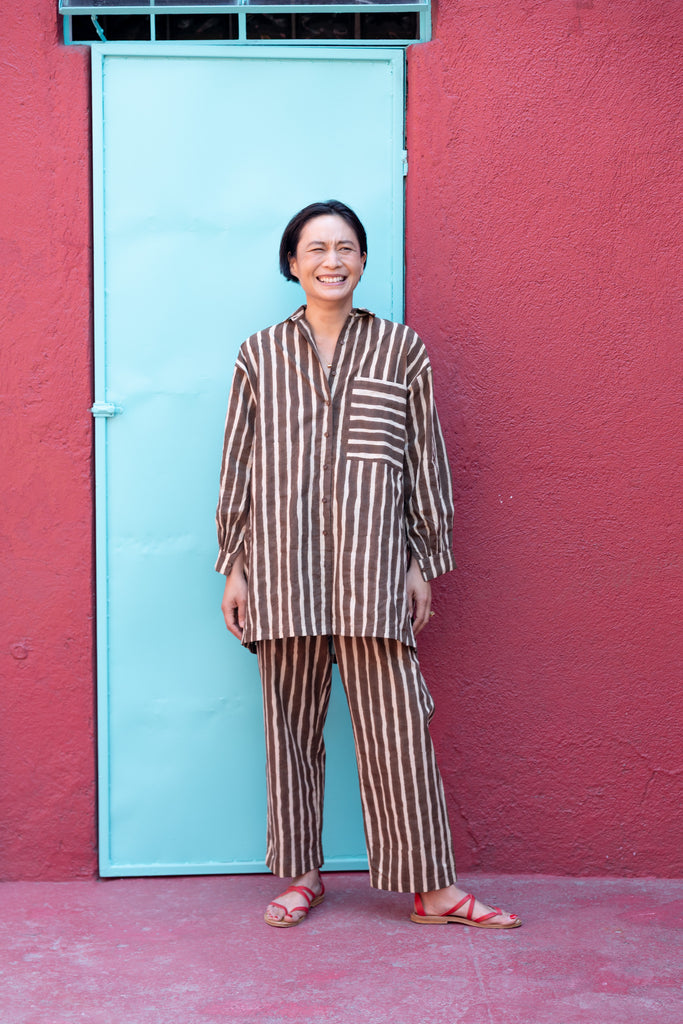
[303,298,353,347]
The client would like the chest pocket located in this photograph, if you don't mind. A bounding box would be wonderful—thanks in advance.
[346,376,408,470]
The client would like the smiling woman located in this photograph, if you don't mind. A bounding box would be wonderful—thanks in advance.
[279,199,368,283]
[215,199,522,931]
[288,219,364,364]
[278,201,368,367]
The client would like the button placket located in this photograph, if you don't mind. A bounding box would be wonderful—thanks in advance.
[321,400,334,538]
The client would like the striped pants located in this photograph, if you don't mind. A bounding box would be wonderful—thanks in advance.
[256,635,457,893]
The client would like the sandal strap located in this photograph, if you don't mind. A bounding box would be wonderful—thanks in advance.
[445,894,503,924]
[282,884,316,906]
[472,907,502,924]
[417,891,503,924]
[444,893,476,919]
[269,883,322,919]
[268,900,307,918]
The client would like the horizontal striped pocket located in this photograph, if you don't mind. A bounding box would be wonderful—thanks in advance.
[346,376,407,470]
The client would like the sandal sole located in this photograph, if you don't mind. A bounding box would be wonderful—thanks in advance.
[410,911,521,928]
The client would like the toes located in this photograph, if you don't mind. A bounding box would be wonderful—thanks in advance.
[492,909,519,926]
[265,901,306,924]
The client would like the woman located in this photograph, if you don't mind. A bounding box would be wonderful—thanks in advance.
[216,200,520,930]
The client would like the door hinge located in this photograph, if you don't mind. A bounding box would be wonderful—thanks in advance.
[401,150,408,177]
[91,401,123,418]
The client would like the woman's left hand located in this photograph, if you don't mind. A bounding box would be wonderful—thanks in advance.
[407,559,432,635]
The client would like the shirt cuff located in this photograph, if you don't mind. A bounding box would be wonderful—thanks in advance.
[215,546,243,576]
[414,549,456,582]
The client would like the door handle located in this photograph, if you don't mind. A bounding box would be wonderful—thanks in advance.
[91,402,123,418]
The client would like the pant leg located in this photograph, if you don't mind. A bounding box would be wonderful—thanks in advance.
[256,635,333,878]
[334,635,457,893]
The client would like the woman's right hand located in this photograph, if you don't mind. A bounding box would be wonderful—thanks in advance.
[221,553,248,640]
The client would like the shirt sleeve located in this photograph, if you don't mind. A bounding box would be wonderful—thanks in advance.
[403,362,456,581]
[215,352,255,576]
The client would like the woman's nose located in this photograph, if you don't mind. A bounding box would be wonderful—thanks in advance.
[323,248,342,266]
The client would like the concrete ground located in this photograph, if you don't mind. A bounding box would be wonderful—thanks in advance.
[1,872,681,1024]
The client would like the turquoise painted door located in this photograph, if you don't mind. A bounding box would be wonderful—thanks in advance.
[93,44,405,875]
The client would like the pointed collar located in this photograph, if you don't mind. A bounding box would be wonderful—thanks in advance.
[288,305,374,323]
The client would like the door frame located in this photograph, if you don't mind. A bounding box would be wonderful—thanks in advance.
[91,43,406,875]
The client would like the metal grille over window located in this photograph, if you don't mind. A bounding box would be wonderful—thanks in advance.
[59,1,430,44]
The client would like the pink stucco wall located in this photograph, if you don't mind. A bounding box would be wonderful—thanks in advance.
[1,0,680,879]
[407,0,682,875]
[1,3,96,878]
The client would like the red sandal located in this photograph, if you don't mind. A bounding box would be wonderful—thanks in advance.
[410,892,521,929]
[264,881,325,928]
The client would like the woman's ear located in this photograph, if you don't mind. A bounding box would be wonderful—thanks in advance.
[288,252,299,281]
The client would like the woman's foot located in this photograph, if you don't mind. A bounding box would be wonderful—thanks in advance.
[412,884,521,928]
[264,869,324,928]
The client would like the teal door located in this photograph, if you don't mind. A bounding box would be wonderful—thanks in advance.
[93,44,405,875]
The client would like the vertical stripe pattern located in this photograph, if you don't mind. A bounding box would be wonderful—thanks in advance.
[256,634,457,893]
[216,307,456,648]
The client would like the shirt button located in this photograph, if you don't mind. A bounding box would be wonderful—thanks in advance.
[324,431,329,437]
[325,400,331,406]
[322,497,327,503]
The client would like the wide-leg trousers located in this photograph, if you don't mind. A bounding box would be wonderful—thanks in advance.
[255,634,458,893]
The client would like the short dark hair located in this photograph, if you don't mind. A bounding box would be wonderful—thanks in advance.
[279,200,368,283]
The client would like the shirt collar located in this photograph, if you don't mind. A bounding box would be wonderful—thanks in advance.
[288,305,374,323]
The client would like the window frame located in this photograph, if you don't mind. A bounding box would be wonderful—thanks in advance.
[59,1,431,45]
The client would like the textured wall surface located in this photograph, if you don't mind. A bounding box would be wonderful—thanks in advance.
[407,0,682,875]
[1,0,681,880]
[0,4,95,878]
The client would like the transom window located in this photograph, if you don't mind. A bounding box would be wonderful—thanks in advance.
[59,0,430,44]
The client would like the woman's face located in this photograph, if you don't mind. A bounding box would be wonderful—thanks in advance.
[289,214,366,308]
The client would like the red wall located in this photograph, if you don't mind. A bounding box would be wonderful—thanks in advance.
[1,0,680,879]
[1,3,96,878]
[407,0,682,875]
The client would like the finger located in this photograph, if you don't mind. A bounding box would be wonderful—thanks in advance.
[222,600,243,639]
[412,592,431,635]
[420,592,432,633]
[230,599,244,638]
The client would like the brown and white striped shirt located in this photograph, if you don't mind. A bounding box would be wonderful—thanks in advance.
[215,307,455,648]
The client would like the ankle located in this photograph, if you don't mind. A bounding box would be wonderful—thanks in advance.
[291,868,321,891]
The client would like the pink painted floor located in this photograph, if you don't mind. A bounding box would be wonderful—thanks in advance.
[1,873,681,1024]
